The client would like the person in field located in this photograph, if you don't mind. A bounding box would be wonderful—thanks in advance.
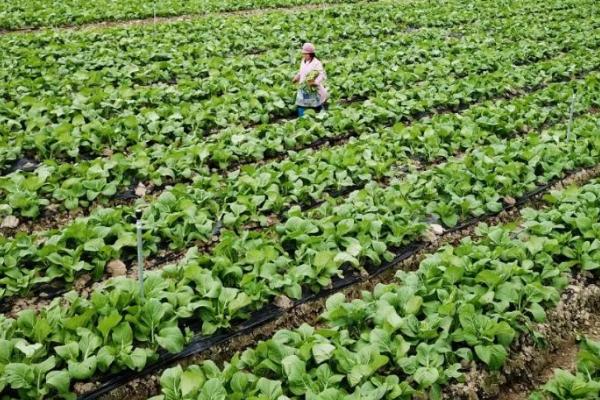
[292,42,329,117]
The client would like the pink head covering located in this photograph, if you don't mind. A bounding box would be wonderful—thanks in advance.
[302,42,316,54]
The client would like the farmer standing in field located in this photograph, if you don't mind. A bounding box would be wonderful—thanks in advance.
[292,42,329,117]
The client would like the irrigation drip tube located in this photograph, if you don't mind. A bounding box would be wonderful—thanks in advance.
[0,1,590,176]
[4,75,591,315]
[3,87,597,316]
[77,166,586,400]
[78,246,420,400]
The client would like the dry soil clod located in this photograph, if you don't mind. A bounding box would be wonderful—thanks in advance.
[1,215,19,228]
[107,260,127,277]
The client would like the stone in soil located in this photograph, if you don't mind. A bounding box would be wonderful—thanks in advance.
[274,295,294,309]
[503,196,517,206]
[135,182,147,197]
[1,215,19,228]
[107,259,127,277]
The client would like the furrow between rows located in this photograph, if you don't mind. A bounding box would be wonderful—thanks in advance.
[3,48,596,306]
[2,105,600,399]
[3,11,595,232]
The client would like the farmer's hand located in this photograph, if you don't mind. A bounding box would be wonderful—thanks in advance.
[292,76,299,83]
[308,79,316,86]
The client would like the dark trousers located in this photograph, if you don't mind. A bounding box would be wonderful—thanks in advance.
[297,104,324,117]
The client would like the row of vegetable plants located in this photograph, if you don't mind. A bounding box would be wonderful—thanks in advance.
[0,2,412,120]
[1,0,581,93]
[7,1,592,140]
[2,132,600,399]
[3,104,600,396]
[5,16,600,181]
[0,0,456,94]
[0,0,480,115]
[1,0,585,169]
[0,23,481,166]
[2,46,598,299]
[0,0,370,30]
[149,178,600,400]
[1,6,587,201]
[529,338,600,399]
[2,22,590,221]
[2,13,595,222]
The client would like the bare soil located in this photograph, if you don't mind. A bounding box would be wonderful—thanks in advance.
[499,341,578,400]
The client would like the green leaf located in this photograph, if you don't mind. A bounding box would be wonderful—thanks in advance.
[98,311,122,340]
[159,365,182,399]
[314,251,335,269]
[325,293,346,310]
[68,356,98,380]
[256,377,283,399]
[97,346,116,371]
[475,270,503,288]
[230,372,250,393]
[527,302,547,323]
[525,236,545,255]
[83,238,105,252]
[35,356,57,375]
[414,366,439,387]
[474,344,507,370]
[198,378,227,400]
[156,326,185,353]
[404,296,423,315]
[33,318,53,344]
[77,328,102,356]
[112,322,134,346]
[4,363,35,389]
[333,251,359,267]
[312,342,336,364]
[441,212,458,227]
[0,339,13,364]
[15,340,43,358]
[181,366,205,397]
[46,370,71,394]
[122,348,148,371]
[336,219,355,236]
[282,355,307,395]
[348,364,371,387]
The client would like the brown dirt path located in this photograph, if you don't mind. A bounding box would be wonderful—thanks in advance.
[498,315,600,400]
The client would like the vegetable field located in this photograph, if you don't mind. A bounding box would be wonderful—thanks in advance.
[1,0,600,399]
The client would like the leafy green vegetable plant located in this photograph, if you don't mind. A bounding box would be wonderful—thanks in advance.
[149,180,600,400]
[530,338,600,399]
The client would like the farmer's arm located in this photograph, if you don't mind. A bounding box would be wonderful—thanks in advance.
[292,64,302,83]
[314,61,325,84]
